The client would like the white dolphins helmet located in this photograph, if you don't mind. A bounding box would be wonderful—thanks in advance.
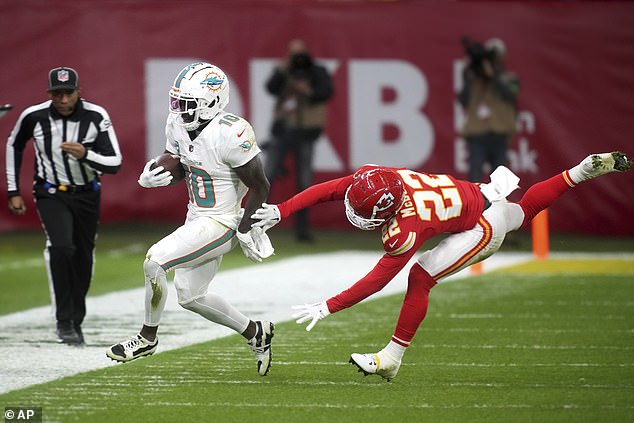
[169,62,230,131]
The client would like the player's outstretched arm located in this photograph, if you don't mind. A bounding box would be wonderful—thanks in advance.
[251,203,281,231]
[292,301,330,331]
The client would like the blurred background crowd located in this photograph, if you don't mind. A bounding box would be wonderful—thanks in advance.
[2,0,633,237]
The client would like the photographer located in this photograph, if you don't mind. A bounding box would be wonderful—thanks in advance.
[264,39,334,242]
[458,37,520,183]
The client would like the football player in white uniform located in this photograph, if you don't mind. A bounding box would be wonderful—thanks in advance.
[107,62,275,376]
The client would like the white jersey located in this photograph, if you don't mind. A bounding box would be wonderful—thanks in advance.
[164,111,261,229]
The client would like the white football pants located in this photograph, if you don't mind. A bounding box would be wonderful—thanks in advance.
[142,215,250,334]
[417,200,525,280]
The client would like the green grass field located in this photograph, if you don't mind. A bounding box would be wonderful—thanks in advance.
[1,225,633,422]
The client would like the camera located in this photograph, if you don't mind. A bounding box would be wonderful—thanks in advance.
[461,36,496,78]
[289,52,313,78]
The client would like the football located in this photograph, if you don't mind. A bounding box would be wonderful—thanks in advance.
[150,153,185,185]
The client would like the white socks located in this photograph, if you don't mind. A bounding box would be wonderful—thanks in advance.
[382,340,406,362]
[567,159,591,184]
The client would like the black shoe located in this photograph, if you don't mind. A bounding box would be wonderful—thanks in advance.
[56,321,82,345]
[73,323,85,345]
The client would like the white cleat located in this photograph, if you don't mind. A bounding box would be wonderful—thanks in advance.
[581,152,632,180]
[349,350,401,382]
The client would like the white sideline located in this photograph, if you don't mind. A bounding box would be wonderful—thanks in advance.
[0,251,533,394]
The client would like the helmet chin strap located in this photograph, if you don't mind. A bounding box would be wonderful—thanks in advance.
[180,114,201,131]
[182,115,213,132]
[178,105,203,130]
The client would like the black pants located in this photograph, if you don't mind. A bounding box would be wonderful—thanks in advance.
[466,132,509,183]
[34,183,100,325]
[264,126,321,239]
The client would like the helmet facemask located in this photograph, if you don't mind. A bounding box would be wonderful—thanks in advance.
[344,190,387,230]
[169,95,221,131]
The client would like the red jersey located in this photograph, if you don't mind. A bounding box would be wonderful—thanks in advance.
[276,165,485,313]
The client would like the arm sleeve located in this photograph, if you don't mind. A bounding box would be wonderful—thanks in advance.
[309,66,333,103]
[326,251,415,313]
[277,175,353,218]
[225,120,261,168]
[5,111,35,196]
[81,108,122,174]
[266,68,288,95]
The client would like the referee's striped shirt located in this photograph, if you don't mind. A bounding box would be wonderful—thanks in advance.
[6,98,122,195]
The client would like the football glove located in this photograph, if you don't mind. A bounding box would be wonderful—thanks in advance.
[138,159,173,188]
[251,226,275,258]
[291,301,330,331]
[236,228,274,262]
[251,203,281,231]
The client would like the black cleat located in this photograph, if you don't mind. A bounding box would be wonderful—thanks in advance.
[247,321,274,376]
[106,334,158,362]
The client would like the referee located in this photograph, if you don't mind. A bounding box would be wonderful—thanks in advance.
[5,67,122,345]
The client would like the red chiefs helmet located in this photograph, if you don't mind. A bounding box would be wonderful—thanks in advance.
[344,167,405,230]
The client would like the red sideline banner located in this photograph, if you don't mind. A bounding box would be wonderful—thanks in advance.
[1,1,633,235]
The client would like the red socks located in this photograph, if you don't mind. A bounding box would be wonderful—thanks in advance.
[517,172,573,227]
[392,264,437,346]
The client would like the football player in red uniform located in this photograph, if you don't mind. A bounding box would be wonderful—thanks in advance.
[253,152,631,381]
